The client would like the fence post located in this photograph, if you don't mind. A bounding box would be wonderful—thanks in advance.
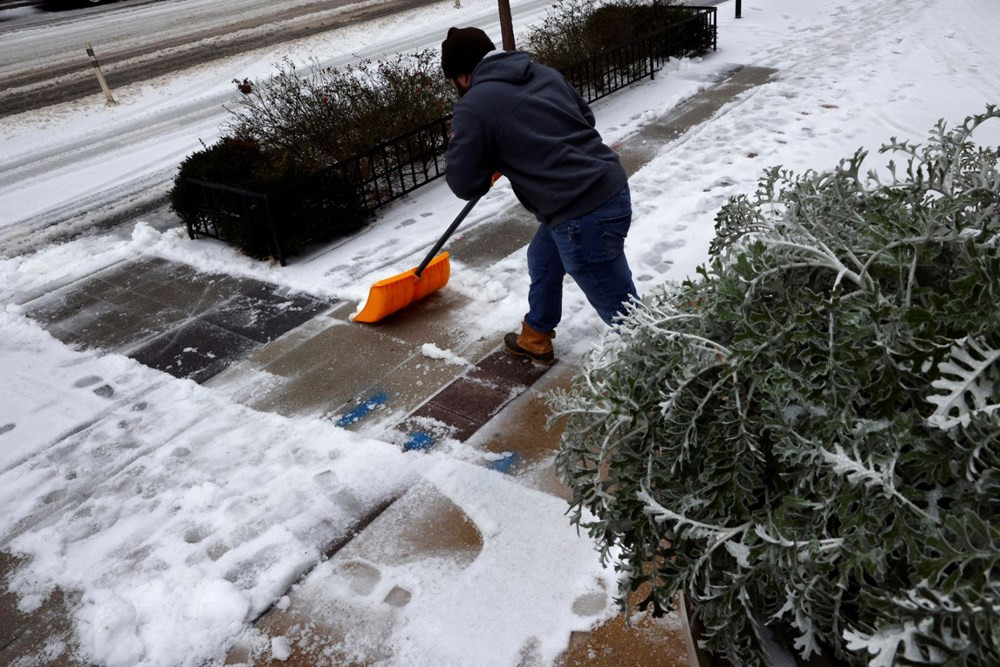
[263,195,286,267]
[85,43,117,106]
[736,0,742,19]
[650,36,656,80]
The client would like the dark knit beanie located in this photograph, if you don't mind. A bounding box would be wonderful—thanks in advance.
[441,27,496,78]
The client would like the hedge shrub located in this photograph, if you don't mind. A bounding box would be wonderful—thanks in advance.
[550,107,1000,665]
[170,51,451,261]
[525,0,698,71]
[169,137,365,260]
[224,52,453,171]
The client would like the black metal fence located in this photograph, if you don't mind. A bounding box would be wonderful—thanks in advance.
[338,114,452,213]
[563,6,717,103]
[184,6,717,265]
[183,116,452,265]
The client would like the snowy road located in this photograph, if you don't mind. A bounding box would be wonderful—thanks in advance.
[0,0,443,115]
[0,0,554,257]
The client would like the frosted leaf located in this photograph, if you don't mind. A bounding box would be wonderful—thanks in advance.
[724,540,751,568]
[844,620,930,667]
[926,337,1000,430]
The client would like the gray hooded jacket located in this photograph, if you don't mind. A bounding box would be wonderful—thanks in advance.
[444,51,628,227]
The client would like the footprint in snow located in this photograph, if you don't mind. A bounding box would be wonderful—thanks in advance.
[74,375,101,388]
[75,375,115,398]
[0,423,14,436]
[384,585,411,608]
[337,560,382,596]
[572,592,607,616]
[640,240,685,270]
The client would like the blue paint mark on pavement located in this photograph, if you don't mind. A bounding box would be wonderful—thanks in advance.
[336,391,389,427]
[489,453,518,474]
[404,432,435,452]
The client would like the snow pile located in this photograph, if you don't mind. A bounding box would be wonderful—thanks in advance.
[420,343,473,366]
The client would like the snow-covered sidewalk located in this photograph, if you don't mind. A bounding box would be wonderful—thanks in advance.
[3,0,1000,665]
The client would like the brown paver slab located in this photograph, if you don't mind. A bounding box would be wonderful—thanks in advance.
[556,612,691,667]
[404,401,482,443]
[0,552,84,666]
[470,367,573,481]
[426,376,512,424]
[467,348,551,392]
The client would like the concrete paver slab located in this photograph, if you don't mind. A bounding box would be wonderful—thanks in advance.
[447,210,538,267]
[202,291,331,344]
[333,288,470,350]
[337,354,474,433]
[129,318,260,383]
[247,324,417,419]
[617,66,778,176]
[470,367,573,476]
[47,300,137,351]
[24,257,335,391]
[24,291,100,328]
[117,293,190,332]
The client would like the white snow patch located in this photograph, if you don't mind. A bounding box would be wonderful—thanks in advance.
[420,343,473,367]
[270,635,293,661]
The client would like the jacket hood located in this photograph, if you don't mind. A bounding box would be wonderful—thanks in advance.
[471,51,532,86]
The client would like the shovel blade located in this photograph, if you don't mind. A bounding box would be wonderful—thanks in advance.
[352,252,450,323]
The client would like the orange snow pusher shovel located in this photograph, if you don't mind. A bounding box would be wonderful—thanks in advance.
[352,196,481,323]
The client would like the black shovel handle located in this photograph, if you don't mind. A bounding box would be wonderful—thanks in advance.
[414,196,481,278]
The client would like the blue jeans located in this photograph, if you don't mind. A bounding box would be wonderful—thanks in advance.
[525,186,638,332]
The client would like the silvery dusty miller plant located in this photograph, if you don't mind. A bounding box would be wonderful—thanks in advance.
[551,107,1000,666]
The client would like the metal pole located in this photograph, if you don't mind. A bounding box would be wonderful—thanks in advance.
[85,43,117,105]
[736,0,742,19]
[498,0,516,50]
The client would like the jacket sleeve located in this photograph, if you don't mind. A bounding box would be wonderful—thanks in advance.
[445,105,494,200]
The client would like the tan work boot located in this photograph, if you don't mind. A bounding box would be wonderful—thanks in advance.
[504,321,555,365]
